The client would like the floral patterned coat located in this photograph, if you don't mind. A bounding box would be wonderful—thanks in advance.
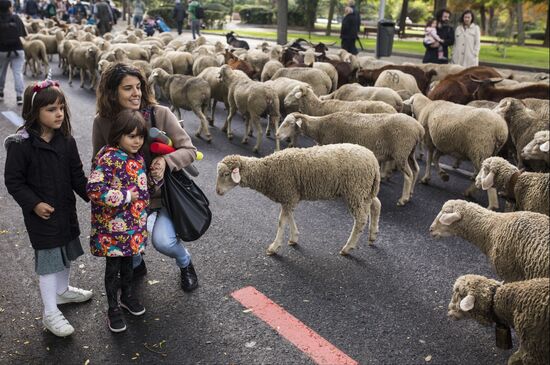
[87,146,153,257]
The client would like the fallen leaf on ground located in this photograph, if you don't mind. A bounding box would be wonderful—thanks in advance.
[245,341,256,348]
[84,360,90,365]
[425,355,432,362]
[147,280,160,285]
[242,309,253,313]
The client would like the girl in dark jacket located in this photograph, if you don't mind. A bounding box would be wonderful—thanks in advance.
[4,80,92,338]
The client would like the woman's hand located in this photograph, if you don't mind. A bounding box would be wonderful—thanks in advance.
[34,202,55,220]
[151,156,167,180]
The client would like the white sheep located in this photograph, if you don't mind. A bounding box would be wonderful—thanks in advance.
[148,68,212,141]
[493,98,549,170]
[373,69,422,100]
[67,44,99,89]
[218,65,281,153]
[216,143,381,256]
[270,67,332,96]
[522,130,549,164]
[448,275,549,365]
[277,112,424,206]
[430,199,550,282]
[475,156,549,215]
[407,93,508,210]
[263,77,312,117]
[284,84,396,116]
[320,83,403,112]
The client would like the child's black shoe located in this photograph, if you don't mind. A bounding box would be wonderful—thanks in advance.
[120,294,146,316]
[108,307,127,333]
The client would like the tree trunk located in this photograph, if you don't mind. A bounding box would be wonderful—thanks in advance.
[398,0,409,37]
[433,0,446,15]
[507,6,516,39]
[325,0,336,36]
[543,4,549,47]
[488,7,497,36]
[516,1,525,45]
[277,0,288,45]
[304,0,319,32]
[479,4,486,35]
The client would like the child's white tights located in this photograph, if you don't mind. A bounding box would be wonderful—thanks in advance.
[39,267,70,315]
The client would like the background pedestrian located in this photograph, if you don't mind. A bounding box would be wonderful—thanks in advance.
[340,6,358,55]
[132,0,144,29]
[187,0,201,39]
[173,0,186,35]
[452,9,480,67]
[422,8,454,64]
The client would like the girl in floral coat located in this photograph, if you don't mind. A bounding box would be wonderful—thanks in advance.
[87,110,160,333]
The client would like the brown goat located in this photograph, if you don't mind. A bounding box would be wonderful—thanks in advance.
[224,50,256,79]
[427,66,501,104]
[357,65,436,94]
[472,79,550,102]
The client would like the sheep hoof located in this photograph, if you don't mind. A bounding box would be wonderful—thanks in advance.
[266,249,278,256]
[487,205,499,211]
[221,126,227,133]
[227,133,233,140]
[205,136,212,143]
[420,177,430,184]
[397,199,408,206]
[248,130,253,137]
[288,240,298,246]
[339,248,350,256]
[241,138,248,145]
[194,131,201,138]
[440,174,449,182]
[253,147,260,154]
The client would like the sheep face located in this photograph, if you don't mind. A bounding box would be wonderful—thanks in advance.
[522,130,550,160]
[216,162,241,196]
[283,85,308,112]
[474,157,507,190]
[448,275,500,326]
[429,200,465,238]
[276,114,302,140]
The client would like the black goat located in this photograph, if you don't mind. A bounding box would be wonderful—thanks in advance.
[225,31,250,50]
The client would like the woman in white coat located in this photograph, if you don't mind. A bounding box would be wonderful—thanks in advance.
[452,10,480,67]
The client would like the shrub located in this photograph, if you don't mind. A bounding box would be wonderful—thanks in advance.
[147,7,176,28]
[238,6,273,24]
[527,31,545,40]
[287,4,306,27]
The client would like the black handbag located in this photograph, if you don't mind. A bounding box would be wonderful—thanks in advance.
[161,169,212,241]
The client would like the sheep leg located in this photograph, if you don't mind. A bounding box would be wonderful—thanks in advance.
[287,210,299,246]
[241,113,250,144]
[380,161,395,181]
[271,115,280,151]
[267,205,291,256]
[68,64,73,86]
[251,116,263,154]
[409,149,420,195]
[208,99,216,126]
[432,150,449,182]
[340,202,370,256]
[225,100,237,140]
[397,160,414,206]
[368,197,381,243]
[193,106,212,142]
[79,68,85,88]
[265,115,271,137]
[420,147,435,184]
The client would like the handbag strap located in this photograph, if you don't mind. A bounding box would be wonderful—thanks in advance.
[150,105,156,128]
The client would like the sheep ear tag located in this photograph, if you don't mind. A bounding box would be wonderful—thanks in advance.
[459,294,475,311]
[231,168,241,184]
[295,119,303,128]
[540,141,550,153]
[481,171,495,190]
[439,212,461,226]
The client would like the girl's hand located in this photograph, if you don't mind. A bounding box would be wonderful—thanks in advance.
[151,157,166,180]
[129,187,139,202]
[34,202,55,220]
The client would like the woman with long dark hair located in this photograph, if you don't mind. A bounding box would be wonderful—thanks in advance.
[452,9,480,67]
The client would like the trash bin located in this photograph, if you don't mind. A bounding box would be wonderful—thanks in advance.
[376,19,396,58]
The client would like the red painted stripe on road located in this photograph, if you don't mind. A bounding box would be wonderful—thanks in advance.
[231,286,358,365]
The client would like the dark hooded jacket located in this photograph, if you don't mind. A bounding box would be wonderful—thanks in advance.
[4,128,89,250]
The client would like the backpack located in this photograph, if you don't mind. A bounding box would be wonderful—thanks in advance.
[0,15,21,52]
[195,5,204,19]
[46,3,56,17]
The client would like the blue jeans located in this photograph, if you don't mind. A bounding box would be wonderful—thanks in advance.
[133,207,191,269]
[191,19,201,39]
[133,15,142,28]
[0,51,25,97]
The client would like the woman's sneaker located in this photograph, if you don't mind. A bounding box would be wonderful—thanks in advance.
[43,310,74,337]
[120,294,146,316]
[108,307,127,333]
[56,286,93,304]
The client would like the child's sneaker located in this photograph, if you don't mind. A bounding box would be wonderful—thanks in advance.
[43,310,74,337]
[108,307,127,333]
[16,96,22,105]
[56,286,93,304]
[120,294,146,316]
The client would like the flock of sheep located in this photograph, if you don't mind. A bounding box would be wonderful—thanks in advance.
[19,16,550,365]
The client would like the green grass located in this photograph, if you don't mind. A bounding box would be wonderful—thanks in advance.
[208,29,549,68]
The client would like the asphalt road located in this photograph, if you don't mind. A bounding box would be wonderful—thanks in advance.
[0,34,516,365]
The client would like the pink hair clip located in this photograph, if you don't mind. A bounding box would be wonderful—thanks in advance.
[31,79,60,107]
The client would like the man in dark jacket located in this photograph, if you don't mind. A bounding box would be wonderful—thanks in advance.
[340,6,358,55]
[173,0,186,35]
[422,8,454,64]
[0,0,27,104]
[94,0,113,36]
[25,0,39,18]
